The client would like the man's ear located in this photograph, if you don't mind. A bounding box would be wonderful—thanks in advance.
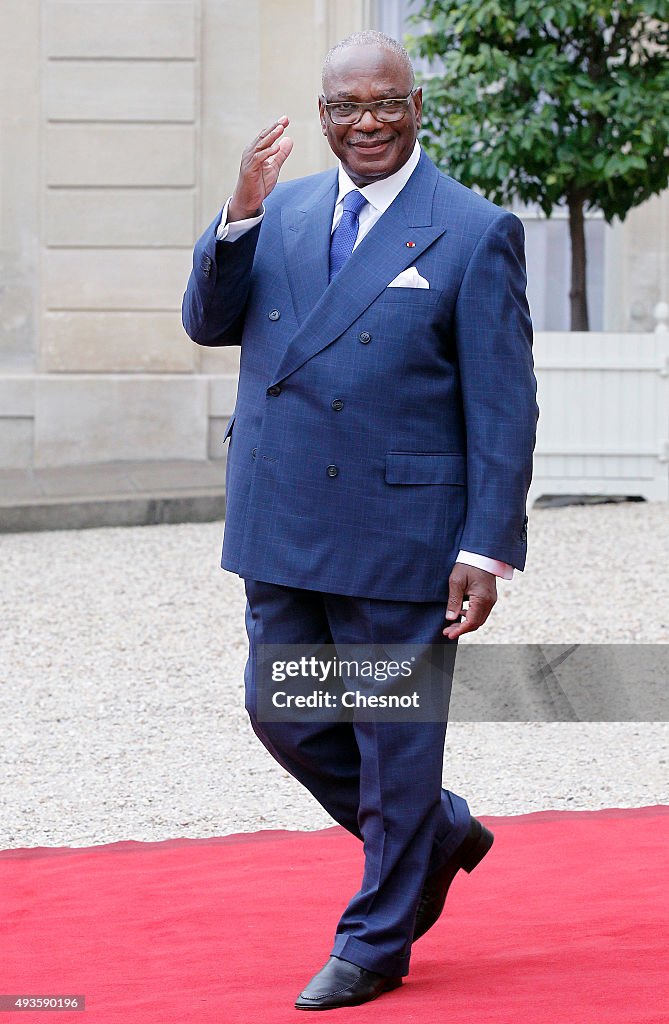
[413,86,423,130]
[318,96,327,136]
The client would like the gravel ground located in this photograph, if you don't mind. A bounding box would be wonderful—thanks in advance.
[1,501,667,849]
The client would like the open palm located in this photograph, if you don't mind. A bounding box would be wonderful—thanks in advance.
[229,117,294,221]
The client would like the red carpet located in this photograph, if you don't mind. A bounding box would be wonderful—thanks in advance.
[2,807,667,1024]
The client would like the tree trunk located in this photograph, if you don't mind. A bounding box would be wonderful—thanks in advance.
[568,194,589,331]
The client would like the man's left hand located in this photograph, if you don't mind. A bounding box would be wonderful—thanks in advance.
[442,564,497,639]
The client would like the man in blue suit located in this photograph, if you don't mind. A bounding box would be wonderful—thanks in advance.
[183,30,537,1011]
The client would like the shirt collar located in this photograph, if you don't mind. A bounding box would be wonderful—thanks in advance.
[336,140,421,213]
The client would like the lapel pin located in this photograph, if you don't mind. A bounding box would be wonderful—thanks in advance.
[406,241,416,248]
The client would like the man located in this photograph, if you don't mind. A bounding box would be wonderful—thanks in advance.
[183,30,537,1010]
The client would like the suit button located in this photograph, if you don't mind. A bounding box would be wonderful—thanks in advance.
[267,385,282,396]
[359,331,372,344]
[268,309,280,321]
[251,447,257,458]
[331,399,344,411]
[326,465,338,478]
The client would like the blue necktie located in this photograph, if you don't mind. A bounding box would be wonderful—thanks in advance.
[329,190,367,281]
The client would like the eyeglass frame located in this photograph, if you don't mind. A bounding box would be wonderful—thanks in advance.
[320,89,418,126]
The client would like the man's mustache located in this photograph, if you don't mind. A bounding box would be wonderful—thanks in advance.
[348,134,394,145]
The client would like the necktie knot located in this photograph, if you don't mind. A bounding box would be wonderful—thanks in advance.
[329,190,367,281]
[342,189,367,216]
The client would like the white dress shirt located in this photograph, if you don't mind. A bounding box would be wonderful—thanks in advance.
[215,141,514,580]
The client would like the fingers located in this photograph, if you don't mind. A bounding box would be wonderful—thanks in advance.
[243,120,292,174]
[252,116,290,153]
[444,566,466,624]
[233,118,292,217]
[443,594,491,639]
[269,136,294,168]
[260,135,293,168]
[443,564,497,639]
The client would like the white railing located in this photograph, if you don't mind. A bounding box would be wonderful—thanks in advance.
[529,326,669,504]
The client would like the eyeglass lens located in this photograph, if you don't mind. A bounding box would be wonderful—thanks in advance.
[327,98,410,124]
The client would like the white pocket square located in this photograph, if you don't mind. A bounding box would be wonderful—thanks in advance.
[387,266,430,289]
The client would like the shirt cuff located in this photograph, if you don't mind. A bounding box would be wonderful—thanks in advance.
[456,550,514,580]
[215,196,265,242]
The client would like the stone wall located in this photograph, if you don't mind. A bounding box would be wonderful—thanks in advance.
[0,0,372,470]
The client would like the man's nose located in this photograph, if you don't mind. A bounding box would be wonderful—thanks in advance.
[357,107,384,130]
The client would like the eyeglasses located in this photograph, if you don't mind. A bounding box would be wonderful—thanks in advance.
[321,90,416,125]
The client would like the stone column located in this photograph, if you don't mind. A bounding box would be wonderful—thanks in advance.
[0,0,41,371]
[40,0,199,374]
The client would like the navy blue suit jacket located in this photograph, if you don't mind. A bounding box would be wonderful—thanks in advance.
[182,150,538,601]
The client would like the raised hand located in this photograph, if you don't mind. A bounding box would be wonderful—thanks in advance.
[228,116,293,222]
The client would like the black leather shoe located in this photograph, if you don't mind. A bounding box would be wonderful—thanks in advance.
[413,816,494,941]
[295,956,402,1010]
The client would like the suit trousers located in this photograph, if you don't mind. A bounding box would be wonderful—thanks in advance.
[243,578,471,977]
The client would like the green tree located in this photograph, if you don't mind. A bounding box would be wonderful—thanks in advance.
[407,1,669,329]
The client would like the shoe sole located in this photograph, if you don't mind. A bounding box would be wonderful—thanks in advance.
[295,977,402,1010]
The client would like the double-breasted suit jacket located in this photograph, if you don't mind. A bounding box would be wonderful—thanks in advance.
[182,150,538,600]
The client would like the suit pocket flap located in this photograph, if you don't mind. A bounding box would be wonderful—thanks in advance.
[385,452,466,486]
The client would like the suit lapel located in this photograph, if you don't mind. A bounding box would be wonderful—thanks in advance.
[281,173,338,326]
[272,153,444,386]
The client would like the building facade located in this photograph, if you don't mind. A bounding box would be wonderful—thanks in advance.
[0,0,667,472]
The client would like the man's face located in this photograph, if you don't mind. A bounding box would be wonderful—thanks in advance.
[319,44,422,187]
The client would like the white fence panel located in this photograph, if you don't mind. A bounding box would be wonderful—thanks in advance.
[529,332,669,504]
